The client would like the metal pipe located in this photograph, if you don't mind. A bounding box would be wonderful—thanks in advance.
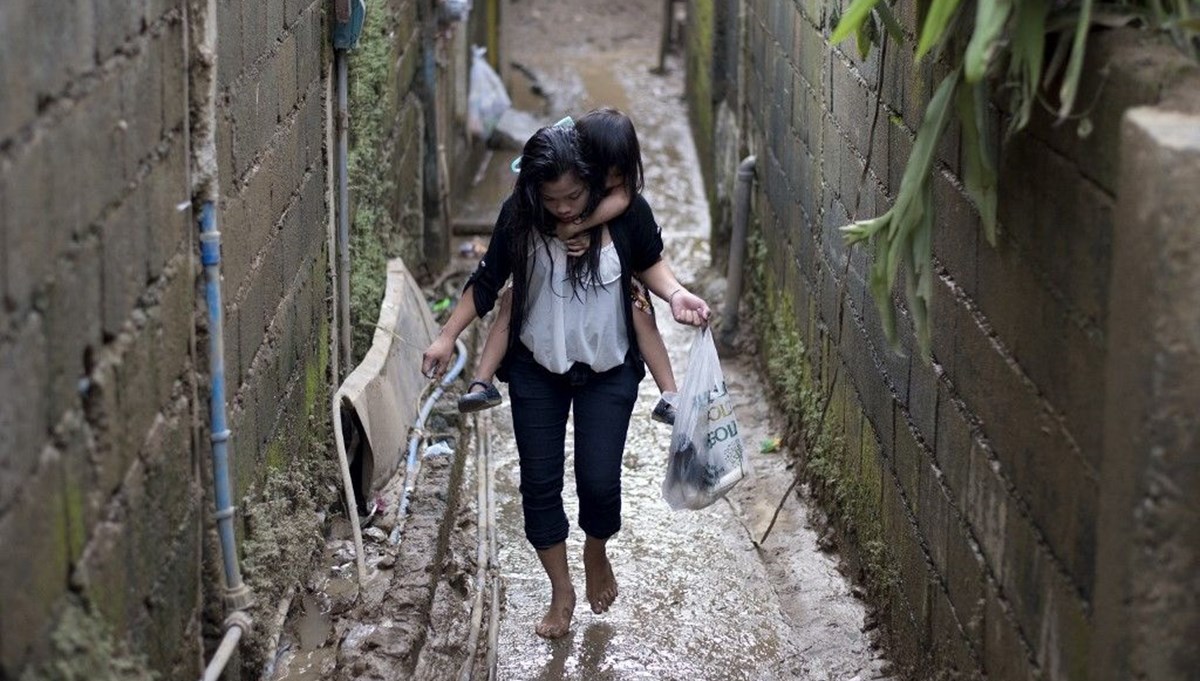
[389,339,469,544]
[720,155,757,348]
[336,48,352,374]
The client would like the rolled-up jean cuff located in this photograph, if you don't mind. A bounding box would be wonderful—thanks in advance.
[526,524,570,550]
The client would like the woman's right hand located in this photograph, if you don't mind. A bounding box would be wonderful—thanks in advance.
[669,288,711,327]
[422,334,455,379]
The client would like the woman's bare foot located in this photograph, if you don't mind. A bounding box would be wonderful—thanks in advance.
[535,588,576,638]
[583,537,619,614]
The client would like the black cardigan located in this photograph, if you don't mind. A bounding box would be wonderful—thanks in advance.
[465,194,665,369]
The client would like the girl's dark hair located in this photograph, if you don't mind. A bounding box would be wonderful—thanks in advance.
[575,107,643,198]
[504,125,608,312]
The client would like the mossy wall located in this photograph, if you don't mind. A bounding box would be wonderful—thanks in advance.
[690,0,1200,678]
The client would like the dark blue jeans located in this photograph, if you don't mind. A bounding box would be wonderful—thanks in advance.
[506,343,644,549]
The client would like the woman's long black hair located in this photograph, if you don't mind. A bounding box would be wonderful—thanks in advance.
[503,125,609,322]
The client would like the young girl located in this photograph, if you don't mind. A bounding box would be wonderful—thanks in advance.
[458,108,679,424]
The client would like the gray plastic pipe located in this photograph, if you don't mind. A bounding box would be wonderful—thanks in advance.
[720,155,757,348]
[389,338,469,544]
[336,49,353,375]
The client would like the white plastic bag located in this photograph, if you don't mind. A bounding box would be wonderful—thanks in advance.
[467,46,511,141]
[662,327,749,510]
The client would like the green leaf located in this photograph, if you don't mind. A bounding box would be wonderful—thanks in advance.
[1058,0,1095,120]
[1006,0,1050,133]
[916,0,965,61]
[965,0,1013,83]
[956,80,998,244]
[874,1,906,42]
[832,0,884,45]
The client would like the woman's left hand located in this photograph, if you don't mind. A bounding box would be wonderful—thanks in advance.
[670,288,710,327]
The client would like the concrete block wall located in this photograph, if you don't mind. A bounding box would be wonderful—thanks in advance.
[695,0,1200,678]
[0,0,332,677]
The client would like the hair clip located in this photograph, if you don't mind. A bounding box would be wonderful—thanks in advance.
[510,116,575,173]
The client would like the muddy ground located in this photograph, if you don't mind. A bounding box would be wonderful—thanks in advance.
[266,0,899,679]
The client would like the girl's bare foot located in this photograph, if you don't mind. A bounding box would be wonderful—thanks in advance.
[583,537,619,614]
[535,588,576,638]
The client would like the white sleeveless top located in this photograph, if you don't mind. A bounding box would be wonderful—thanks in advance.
[519,235,629,374]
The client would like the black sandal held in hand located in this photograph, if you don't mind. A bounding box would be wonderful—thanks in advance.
[458,380,502,413]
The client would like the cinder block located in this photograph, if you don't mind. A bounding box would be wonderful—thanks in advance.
[0,445,70,672]
[982,578,1039,681]
[934,383,971,508]
[93,0,143,62]
[151,266,194,403]
[0,315,50,512]
[143,505,200,673]
[44,239,103,423]
[144,136,189,281]
[918,455,952,577]
[892,417,923,515]
[945,514,986,654]
[268,0,285,37]
[120,43,167,180]
[242,0,269,71]
[276,33,299,121]
[146,0,184,24]
[964,438,1007,579]
[0,4,37,143]
[160,16,187,134]
[58,409,101,561]
[29,0,95,103]
[113,321,163,467]
[4,136,55,306]
[931,173,979,296]
[217,0,244,90]
[100,192,150,337]
[74,509,142,639]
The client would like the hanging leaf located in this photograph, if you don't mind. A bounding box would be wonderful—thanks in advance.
[917,0,966,61]
[1006,0,1050,134]
[844,72,959,347]
[857,12,880,58]
[956,80,998,244]
[874,1,906,42]
[965,0,1014,83]
[1058,0,1095,120]
[832,0,884,45]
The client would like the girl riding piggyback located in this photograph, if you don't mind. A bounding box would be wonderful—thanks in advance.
[458,108,680,425]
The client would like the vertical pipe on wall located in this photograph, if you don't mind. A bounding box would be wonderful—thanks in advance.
[187,0,254,676]
[336,49,353,372]
[720,155,756,348]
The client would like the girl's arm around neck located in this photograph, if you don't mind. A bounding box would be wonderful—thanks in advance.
[556,185,631,241]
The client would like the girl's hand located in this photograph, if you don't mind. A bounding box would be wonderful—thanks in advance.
[669,288,710,327]
[422,334,455,379]
[563,231,592,257]
[556,219,582,242]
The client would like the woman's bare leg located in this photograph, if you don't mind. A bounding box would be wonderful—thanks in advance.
[534,542,576,638]
[632,302,677,394]
[471,288,512,389]
[583,534,619,614]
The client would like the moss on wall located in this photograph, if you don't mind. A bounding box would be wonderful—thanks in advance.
[348,3,403,363]
[745,225,899,600]
[20,604,156,681]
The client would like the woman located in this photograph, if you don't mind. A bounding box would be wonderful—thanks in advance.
[422,125,708,639]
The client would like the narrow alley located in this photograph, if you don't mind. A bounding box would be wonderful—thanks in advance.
[2,0,1196,679]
